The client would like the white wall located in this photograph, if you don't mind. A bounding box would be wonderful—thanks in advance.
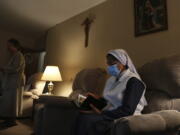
[45,0,180,96]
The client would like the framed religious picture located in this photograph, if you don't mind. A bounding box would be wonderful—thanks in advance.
[134,0,168,36]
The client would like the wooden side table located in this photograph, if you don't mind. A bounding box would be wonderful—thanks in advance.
[32,94,54,120]
[31,94,70,120]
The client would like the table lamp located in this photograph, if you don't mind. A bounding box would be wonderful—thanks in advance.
[41,66,62,94]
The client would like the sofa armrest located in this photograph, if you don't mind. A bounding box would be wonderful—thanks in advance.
[153,110,180,131]
[113,110,180,135]
[113,114,166,135]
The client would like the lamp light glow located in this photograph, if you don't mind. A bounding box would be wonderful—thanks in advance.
[41,66,62,94]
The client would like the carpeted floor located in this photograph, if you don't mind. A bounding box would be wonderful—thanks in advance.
[0,119,33,135]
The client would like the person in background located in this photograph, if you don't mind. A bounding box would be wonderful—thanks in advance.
[75,49,147,135]
[0,38,25,129]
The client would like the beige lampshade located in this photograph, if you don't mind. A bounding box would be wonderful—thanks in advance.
[41,66,62,81]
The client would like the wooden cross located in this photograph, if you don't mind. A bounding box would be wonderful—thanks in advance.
[81,17,94,48]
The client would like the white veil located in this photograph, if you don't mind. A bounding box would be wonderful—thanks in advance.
[108,49,140,79]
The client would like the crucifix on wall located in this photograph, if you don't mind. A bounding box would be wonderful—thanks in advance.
[81,16,95,48]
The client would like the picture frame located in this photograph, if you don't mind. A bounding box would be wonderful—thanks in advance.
[134,0,168,36]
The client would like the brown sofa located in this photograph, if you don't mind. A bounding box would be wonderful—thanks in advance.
[140,54,180,113]
[34,55,180,135]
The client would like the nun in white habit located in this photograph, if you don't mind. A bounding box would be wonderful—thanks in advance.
[75,49,147,135]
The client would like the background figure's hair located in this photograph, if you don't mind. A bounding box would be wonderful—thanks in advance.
[8,38,22,51]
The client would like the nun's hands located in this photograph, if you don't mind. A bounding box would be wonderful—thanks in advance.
[86,92,100,99]
[90,104,102,114]
[79,104,102,114]
[79,92,102,114]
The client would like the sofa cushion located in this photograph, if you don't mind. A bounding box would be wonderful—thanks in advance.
[72,68,108,96]
[153,110,180,131]
[138,54,180,98]
[143,90,173,113]
[143,90,180,113]
[115,113,166,133]
[114,110,180,134]
[171,99,180,111]
[25,72,46,94]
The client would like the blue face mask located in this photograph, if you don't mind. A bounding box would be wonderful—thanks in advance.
[107,64,121,77]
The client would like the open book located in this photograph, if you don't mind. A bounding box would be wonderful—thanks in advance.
[78,93,107,111]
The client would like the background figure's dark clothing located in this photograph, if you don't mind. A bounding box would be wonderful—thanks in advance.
[75,77,145,135]
[0,72,3,95]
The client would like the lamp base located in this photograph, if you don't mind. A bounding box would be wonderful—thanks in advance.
[48,81,54,94]
[44,92,53,95]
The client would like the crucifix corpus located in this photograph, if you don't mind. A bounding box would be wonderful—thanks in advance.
[81,17,94,48]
